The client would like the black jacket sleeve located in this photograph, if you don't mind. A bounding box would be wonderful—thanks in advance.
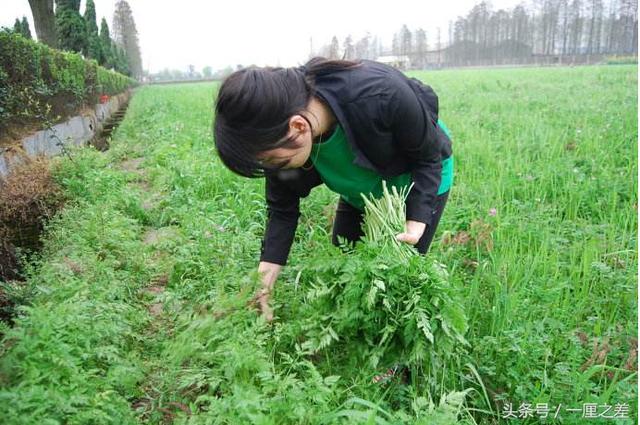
[389,79,442,227]
[259,168,322,265]
[260,171,301,265]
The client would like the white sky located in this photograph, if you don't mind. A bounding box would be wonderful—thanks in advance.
[1,0,527,73]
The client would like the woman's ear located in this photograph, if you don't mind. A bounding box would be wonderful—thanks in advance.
[289,115,309,134]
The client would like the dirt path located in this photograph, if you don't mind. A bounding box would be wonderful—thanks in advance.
[117,155,189,422]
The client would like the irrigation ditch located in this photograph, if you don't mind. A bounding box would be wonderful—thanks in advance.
[0,91,133,326]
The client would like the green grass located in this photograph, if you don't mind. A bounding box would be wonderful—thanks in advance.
[0,65,637,424]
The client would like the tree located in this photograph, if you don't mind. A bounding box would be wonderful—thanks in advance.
[414,28,427,68]
[559,0,570,55]
[400,24,412,56]
[84,0,98,33]
[569,0,584,54]
[466,2,491,60]
[112,44,130,75]
[84,0,101,60]
[203,66,213,78]
[369,35,382,59]
[585,0,604,53]
[21,17,33,39]
[14,17,33,39]
[540,0,560,55]
[448,20,454,48]
[392,33,400,55]
[112,0,143,79]
[355,33,371,59]
[13,18,23,35]
[28,0,57,48]
[618,0,638,54]
[99,18,113,67]
[55,0,87,53]
[343,35,355,59]
[328,36,340,59]
[512,4,532,55]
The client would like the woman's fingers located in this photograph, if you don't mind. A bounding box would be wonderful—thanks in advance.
[252,288,274,322]
[258,295,274,322]
[395,232,419,245]
[256,262,281,323]
[396,220,426,245]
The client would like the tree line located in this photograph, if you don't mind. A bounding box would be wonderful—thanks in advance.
[8,0,143,79]
[314,0,638,68]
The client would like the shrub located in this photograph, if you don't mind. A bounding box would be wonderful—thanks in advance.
[0,31,136,133]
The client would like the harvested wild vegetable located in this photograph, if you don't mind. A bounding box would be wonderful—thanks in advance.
[286,181,469,395]
[361,181,415,260]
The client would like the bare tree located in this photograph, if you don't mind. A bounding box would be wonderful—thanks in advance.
[513,3,532,50]
[448,20,454,48]
[586,0,604,53]
[619,0,639,53]
[436,27,442,65]
[536,0,561,55]
[311,0,634,68]
[569,0,584,54]
[558,0,570,55]
[414,28,427,68]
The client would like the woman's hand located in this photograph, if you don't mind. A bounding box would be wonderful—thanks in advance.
[395,220,426,245]
[254,261,282,322]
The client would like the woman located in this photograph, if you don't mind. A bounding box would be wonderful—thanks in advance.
[214,57,453,321]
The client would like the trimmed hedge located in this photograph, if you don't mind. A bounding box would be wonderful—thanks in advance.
[0,31,137,132]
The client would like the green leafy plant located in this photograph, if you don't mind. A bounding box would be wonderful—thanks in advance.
[290,182,470,393]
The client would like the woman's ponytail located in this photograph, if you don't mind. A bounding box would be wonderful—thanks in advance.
[303,57,362,77]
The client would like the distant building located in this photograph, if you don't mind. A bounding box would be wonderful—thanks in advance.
[376,55,410,69]
[423,48,448,67]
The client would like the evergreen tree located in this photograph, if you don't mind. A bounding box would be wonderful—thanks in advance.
[12,17,33,39]
[112,44,130,76]
[84,0,98,33]
[112,0,142,79]
[415,28,427,68]
[400,24,412,56]
[99,18,113,67]
[84,0,101,60]
[55,0,87,53]
[343,35,355,59]
[13,18,23,35]
[21,17,32,39]
[328,36,340,59]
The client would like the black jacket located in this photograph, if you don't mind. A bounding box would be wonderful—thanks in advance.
[260,60,452,265]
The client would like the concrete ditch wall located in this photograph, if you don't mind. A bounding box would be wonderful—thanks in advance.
[0,90,132,179]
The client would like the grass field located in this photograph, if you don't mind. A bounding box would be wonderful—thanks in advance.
[0,64,637,424]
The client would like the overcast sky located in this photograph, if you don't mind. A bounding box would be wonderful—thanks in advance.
[2,0,527,73]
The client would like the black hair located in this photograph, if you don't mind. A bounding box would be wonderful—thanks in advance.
[213,57,362,178]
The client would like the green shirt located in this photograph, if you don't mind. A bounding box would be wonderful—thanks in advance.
[310,119,454,211]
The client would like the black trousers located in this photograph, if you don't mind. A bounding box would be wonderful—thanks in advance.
[331,191,450,254]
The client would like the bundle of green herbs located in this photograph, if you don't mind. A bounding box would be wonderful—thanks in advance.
[283,182,470,392]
